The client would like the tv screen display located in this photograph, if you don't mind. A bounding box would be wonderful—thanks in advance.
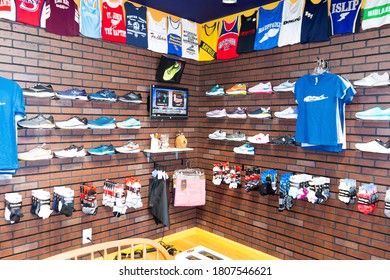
[149,85,188,119]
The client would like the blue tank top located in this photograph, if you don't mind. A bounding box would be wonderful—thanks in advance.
[301,0,330,43]
[80,0,101,39]
[124,2,148,48]
[167,16,182,57]
[329,0,362,35]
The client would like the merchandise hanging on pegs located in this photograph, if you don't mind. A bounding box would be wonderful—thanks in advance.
[4,193,24,224]
[52,186,75,217]
[80,183,98,215]
[31,189,52,219]
[125,177,143,209]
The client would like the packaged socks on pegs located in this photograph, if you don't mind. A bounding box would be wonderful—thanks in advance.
[80,183,98,215]
[338,179,357,204]
[357,183,379,215]
[4,193,24,224]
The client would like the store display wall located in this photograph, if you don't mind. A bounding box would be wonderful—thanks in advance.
[196,26,390,259]
[0,20,200,259]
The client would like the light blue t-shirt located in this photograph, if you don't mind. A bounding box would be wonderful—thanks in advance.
[0,77,25,170]
[294,72,347,147]
[254,1,283,51]
[80,0,102,39]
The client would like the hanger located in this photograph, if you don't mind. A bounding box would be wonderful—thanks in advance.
[313,57,330,75]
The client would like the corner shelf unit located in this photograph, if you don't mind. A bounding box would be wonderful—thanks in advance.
[143,148,194,162]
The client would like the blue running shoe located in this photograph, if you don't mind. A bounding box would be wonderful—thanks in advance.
[88,116,116,129]
[116,117,141,129]
[55,88,88,100]
[233,143,255,155]
[88,89,117,102]
[88,144,115,155]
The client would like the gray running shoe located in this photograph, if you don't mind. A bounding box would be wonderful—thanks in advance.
[18,114,55,129]
[226,132,246,141]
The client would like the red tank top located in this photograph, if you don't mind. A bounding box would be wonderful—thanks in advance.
[15,0,46,27]
[101,0,126,44]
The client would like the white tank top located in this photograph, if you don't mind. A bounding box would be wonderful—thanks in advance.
[362,0,390,30]
[278,0,304,47]
[147,11,168,54]
[181,19,199,61]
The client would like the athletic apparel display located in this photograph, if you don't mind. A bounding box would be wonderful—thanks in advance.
[101,0,126,44]
[0,0,15,21]
[147,11,167,54]
[278,0,304,47]
[173,168,206,207]
[45,0,80,36]
[237,10,257,54]
[362,0,390,30]
[216,16,239,60]
[181,19,199,60]
[329,0,362,35]
[199,21,220,61]
[254,1,283,51]
[301,0,329,43]
[80,0,101,39]
[0,76,25,170]
[167,16,182,57]
[124,1,147,48]
[15,0,46,27]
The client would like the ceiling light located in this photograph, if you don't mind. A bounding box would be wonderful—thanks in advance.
[222,0,237,4]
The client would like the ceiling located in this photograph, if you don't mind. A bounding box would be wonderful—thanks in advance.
[131,0,277,23]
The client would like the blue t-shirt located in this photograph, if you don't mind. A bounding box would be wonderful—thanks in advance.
[329,0,362,35]
[294,72,347,146]
[301,0,330,43]
[254,1,283,51]
[0,77,25,170]
[124,2,148,48]
[80,0,102,39]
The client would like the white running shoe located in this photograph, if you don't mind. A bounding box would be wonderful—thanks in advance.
[247,133,270,144]
[115,141,140,153]
[55,116,89,129]
[274,107,298,119]
[355,139,390,154]
[273,80,296,92]
[248,82,273,94]
[18,144,53,161]
[206,109,227,118]
[208,130,227,140]
[54,145,86,158]
[353,72,390,87]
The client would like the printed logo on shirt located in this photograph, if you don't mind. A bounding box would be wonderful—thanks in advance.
[20,0,39,12]
[186,45,195,55]
[304,94,329,102]
[283,16,301,26]
[363,3,390,20]
[0,102,6,106]
[0,0,11,11]
[331,0,360,21]
[218,38,236,51]
[54,0,70,10]
[199,40,216,59]
[259,28,279,43]
[305,11,314,19]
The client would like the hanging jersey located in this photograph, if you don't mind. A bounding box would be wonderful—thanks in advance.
[217,16,239,60]
[15,0,46,27]
[0,76,25,170]
[181,18,199,61]
[301,0,330,43]
[167,16,182,57]
[198,21,220,61]
[294,72,347,146]
[362,0,390,30]
[0,0,16,21]
[101,0,126,44]
[124,2,147,48]
[237,10,257,54]
[330,0,362,35]
[45,0,79,36]
[147,11,167,54]
[80,0,101,39]
[278,0,304,47]
[254,1,283,51]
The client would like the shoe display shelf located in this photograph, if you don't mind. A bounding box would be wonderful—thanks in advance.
[143,148,194,162]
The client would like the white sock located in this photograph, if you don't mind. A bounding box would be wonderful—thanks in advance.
[338,180,351,203]
[385,189,390,218]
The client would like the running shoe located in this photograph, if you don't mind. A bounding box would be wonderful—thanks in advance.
[54,145,86,158]
[270,135,296,145]
[248,107,272,119]
[116,117,141,129]
[225,83,247,95]
[23,84,54,98]
[233,143,255,155]
[18,144,53,161]
[55,116,88,129]
[206,85,225,96]
[17,114,55,129]
[355,139,390,154]
[226,132,246,141]
[355,107,390,120]
[206,109,227,118]
[353,72,390,87]
[273,80,296,92]
[115,141,140,154]
[118,91,142,103]
[247,133,270,144]
[274,107,298,119]
[88,117,116,129]
[226,107,247,119]
[55,88,88,100]
[88,144,116,155]
[88,89,118,102]
[208,130,227,140]
[248,82,273,94]
[163,61,182,81]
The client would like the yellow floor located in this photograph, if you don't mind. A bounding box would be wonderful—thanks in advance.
[156,227,279,260]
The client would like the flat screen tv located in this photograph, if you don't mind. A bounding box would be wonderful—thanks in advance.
[149,84,188,119]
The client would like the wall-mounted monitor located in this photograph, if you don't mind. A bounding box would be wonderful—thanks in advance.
[149,84,188,119]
